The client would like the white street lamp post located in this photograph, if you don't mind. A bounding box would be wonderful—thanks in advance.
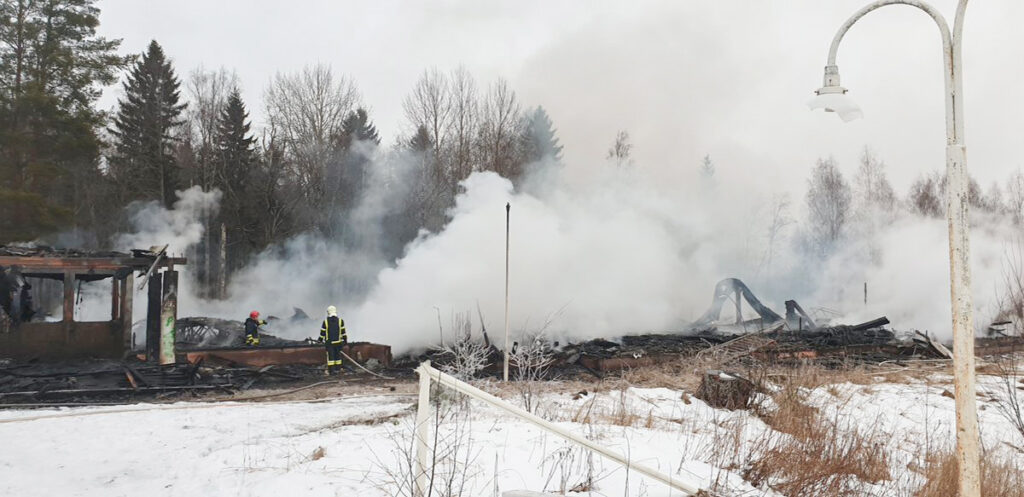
[808,1,979,495]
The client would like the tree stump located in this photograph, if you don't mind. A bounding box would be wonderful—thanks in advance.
[695,369,755,410]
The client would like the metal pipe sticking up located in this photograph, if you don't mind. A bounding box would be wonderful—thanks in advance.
[503,202,511,382]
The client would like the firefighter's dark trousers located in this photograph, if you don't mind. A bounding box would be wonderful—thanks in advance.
[326,342,344,371]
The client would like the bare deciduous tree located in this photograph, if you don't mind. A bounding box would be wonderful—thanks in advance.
[478,78,523,181]
[806,157,851,255]
[264,64,359,199]
[995,239,1024,335]
[700,154,715,180]
[908,172,944,218]
[183,66,238,297]
[446,66,479,186]
[403,68,451,156]
[853,147,896,217]
[607,130,633,168]
[264,64,360,234]
[435,311,490,381]
[1006,169,1024,226]
[760,194,793,283]
[186,67,239,176]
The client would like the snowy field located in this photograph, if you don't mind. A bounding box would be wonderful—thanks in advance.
[1,371,1023,496]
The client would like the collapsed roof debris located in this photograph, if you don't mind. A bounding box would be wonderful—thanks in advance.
[689,278,784,333]
[403,278,1019,375]
[176,316,310,349]
[175,313,394,369]
[0,358,378,406]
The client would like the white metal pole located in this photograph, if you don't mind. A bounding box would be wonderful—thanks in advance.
[504,202,510,382]
[416,362,702,495]
[821,2,979,494]
[947,5,980,494]
[414,362,432,497]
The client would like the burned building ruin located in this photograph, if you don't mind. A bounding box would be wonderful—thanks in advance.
[0,245,185,361]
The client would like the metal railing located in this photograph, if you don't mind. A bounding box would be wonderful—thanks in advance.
[413,361,702,496]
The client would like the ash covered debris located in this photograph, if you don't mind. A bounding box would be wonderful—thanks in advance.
[175,314,313,349]
[0,358,291,405]
[401,278,945,376]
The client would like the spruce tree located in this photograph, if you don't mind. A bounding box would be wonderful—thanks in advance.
[409,124,434,153]
[0,0,126,242]
[213,90,257,277]
[109,40,186,208]
[519,106,563,164]
[339,108,380,148]
[216,90,256,193]
[325,107,381,238]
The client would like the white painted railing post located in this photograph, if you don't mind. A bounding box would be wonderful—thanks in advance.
[414,360,433,497]
[413,361,702,495]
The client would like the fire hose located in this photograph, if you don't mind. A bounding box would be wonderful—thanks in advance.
[339,349,394,380]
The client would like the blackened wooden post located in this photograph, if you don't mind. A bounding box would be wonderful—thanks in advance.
[63,271,74,336]
[146,272,162,362]
[122,274,133,352]
[111,276,120,320]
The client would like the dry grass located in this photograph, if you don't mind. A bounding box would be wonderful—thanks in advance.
[743,418,891,496]
[739,363,892,496]
[619,361,703,391]
[914,449,1024,497]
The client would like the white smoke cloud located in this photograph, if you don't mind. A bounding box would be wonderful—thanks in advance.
[84,155,1016,352]
[114,186,222,254]
[809,211,1014,340]
[75,187,221,324]
[227,161,806,353]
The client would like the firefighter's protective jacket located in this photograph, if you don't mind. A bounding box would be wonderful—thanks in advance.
[320,316,347,344]
[244,318,266,336]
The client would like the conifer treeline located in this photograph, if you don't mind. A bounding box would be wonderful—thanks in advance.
[0,2,564,297]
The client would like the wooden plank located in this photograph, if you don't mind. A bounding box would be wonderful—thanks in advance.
[62,271,74,326]
[123,368,139,389]
[0,256,188,271]
[111,276,120,320]
[146,273,162,362]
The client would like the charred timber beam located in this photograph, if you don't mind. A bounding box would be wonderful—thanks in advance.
[135,244,167,291]
[121,273,133,351]
[0,257,187,271]
[146,273,162,362]
[0,384,227,398]
[62,271,73,329]
[849,316,890,332]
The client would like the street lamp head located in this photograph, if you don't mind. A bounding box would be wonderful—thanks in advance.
[807,65,863,122]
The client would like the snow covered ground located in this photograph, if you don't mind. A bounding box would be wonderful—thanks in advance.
[1,370,1022,496]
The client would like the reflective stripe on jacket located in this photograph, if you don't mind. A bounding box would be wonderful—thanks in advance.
[320,316,347,343]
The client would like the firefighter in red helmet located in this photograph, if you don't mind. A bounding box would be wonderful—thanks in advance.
[245,311,267,346]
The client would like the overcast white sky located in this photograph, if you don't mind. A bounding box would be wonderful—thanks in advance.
[95,0,1024,195]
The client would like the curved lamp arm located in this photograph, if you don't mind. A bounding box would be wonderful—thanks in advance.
[826,0,951,67]
[821,0,967,143]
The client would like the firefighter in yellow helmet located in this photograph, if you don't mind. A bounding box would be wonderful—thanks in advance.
[318,305,347,374]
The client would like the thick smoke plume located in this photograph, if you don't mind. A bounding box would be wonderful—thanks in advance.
[74,187,221,323]
[114,186,222,254]
[92,155,1017,352]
